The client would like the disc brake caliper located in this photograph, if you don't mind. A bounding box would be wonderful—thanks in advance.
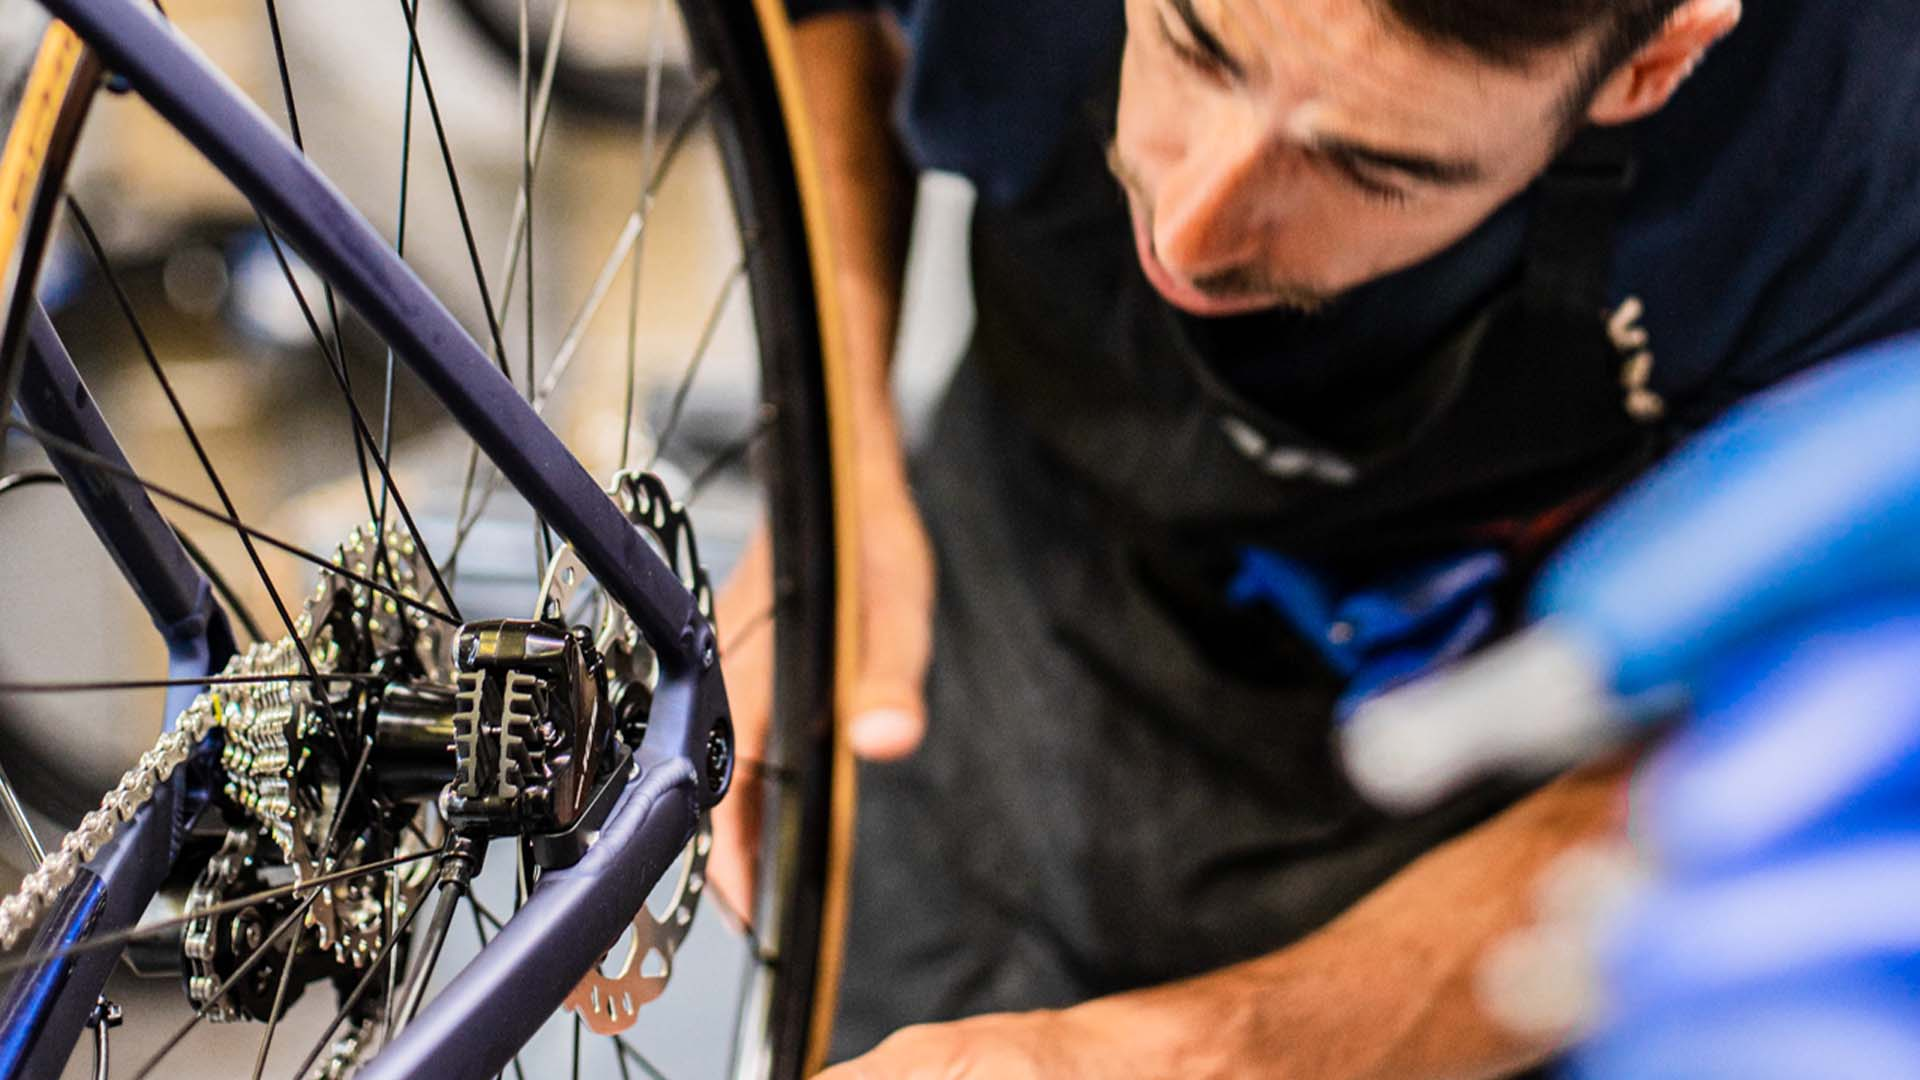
[446,620,616,838]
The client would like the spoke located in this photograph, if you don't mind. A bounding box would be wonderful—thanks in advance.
[257,0,380,532]
[517,0,535,400]
[614,1037,672,1080]
[243,213,463,626]
[704,870,766,960]
[723,951,750,1080]
[443,74,719,574]
[542,74,716,411]
[517,0,553,578]
[539,213,641,411]
[0,673,377,694]
[378,0,423,549]
[291,879,438,1080]
[377,866,401,1050]
[392,882,455,1030]
[494,0,571,314]
[645,257,748,472]
[4,418,458,628]
[166,1,473,630]
[720,602,775,658]
[389,0,512,379]
[445,445,486,588]
[241,787,423,1078]
[171,523,269,643]
[246,915,306,1080]
[257,0,306,145]
[402,819,434,853]
[189,7,448,625]
[252,220,387,565]
[119,748,402,1079]
[0,848,440,979]
[685,406,777,506]
[514,834,531,911]
[127,889,322,1080]
[66,197,341,746]
[0,758,45,867]
[469,897,505,933]
[5,469,267,643]
[619,0,675,471]
[317,737,377,858]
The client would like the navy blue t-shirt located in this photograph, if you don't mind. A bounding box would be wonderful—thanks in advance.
[789,0,1920,423]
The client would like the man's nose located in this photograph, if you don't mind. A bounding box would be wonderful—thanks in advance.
[1151,119,1282,282]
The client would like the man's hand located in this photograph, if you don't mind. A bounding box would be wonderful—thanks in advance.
[707,459,934,914]
[818,1011,1101,1080]
[806,758,1633,1080]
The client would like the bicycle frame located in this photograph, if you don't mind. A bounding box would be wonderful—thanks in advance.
[0,0,734,1075]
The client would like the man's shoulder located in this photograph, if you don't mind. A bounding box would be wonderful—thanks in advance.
[1621,0,1920,410]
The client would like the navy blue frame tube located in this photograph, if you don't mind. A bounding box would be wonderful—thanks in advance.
[7,303,229,1078]
[7,0,733,1074]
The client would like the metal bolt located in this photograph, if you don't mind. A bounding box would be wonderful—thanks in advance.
[705,724,733,797]
[237,911,264,952]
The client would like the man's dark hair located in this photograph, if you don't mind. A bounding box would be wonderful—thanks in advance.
[1384,0,1689,88]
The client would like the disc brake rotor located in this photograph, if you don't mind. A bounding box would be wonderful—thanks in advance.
[555,470,715,1035]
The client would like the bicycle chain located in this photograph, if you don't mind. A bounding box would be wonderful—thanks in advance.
[0,523,439,953]
[180,828,261,1022]
[308,1020,371,1079]
[0,699,215,949]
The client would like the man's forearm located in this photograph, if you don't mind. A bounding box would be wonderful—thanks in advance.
[791,11,914,467]
[1062,758,1635,1080]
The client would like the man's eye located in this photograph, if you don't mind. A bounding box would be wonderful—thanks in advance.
[1156,11,1231,81]
[1330,157,1413,207]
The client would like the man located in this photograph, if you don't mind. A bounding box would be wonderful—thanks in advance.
[714,0,1920,1075]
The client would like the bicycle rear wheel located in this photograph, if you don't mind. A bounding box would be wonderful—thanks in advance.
[0,0,850,1075]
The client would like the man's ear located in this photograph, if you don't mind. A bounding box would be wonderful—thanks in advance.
[1586,0,1742,126]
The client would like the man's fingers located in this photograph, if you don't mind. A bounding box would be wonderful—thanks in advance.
[844,478,937,760]
[846,583,933,760]
[849,704,925,760]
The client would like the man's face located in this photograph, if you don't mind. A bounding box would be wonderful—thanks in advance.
[1113,0,1595,316]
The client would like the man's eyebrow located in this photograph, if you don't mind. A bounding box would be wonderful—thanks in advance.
[1309,133,1485,186]
[1168,0,1247,80]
